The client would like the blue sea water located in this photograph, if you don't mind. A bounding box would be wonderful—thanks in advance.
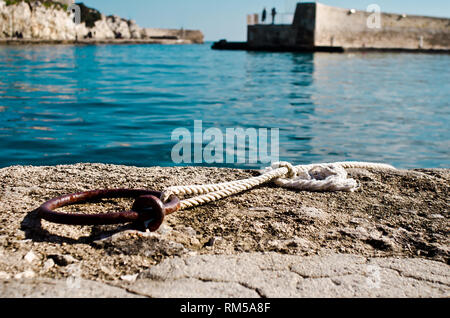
[0,43,449,169]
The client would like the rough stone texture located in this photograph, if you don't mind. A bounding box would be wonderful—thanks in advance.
[0,164,448,297]
[90,16,115,40]
[0,277,141,298]
[0,0,76,40]
[128,253,449,298]
[106,15,131,39]
[128,20,142,39]
[314,3,450,50]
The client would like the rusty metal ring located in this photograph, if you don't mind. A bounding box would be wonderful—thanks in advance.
[36,189,180,231]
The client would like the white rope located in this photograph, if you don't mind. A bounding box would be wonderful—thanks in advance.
[161,161,395,210]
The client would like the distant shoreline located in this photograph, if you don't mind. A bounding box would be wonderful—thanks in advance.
[0,38,203,45]
[0,1,204,45]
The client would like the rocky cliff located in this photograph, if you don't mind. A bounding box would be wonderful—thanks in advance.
[0,0,204,43]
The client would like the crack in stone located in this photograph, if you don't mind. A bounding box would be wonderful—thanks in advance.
[285,264,362,280]
[238,281,266,298]
[188,276,264,298]
[102,280,151,298]
[379,266,450,287]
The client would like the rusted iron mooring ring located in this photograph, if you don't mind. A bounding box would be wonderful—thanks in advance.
[36,189,180,231]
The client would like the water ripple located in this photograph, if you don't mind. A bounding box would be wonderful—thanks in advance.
[0,44,449,169]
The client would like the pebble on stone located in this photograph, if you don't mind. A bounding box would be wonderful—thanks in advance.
[0,271,11,280]
[24,250,38,263]
[120,274,138,283]
[14,270,35,280]
[42,259,55,272]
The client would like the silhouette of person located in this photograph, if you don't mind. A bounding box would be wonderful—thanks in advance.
[271,8,277,24]
[262,8,267,24]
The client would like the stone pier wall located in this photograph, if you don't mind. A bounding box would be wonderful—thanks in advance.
[246,2,450,51]
[314,3,450,50]
[142,28,204,44]
[247,24,297,49]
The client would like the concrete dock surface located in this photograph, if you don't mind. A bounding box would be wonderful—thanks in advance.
[0,164,448,297]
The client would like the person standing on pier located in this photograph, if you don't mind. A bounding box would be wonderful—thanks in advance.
[271,7,277,24]
[262,8,267,24]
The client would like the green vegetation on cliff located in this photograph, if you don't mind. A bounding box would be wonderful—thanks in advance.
[4,0,68,10]
[76,2,101,28]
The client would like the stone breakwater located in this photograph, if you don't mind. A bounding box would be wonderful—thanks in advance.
[0,164,448,297]
[0,0,203,43]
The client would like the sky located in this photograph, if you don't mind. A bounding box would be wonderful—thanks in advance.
[83,0,450,41]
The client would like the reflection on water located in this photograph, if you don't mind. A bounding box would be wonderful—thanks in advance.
[0,44,449,169]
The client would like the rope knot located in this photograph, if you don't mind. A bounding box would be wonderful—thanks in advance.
[309,163,346,180]
[268,162,360,192]
[270,161,297,179]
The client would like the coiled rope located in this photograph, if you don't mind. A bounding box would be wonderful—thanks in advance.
[161,161,395,210]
